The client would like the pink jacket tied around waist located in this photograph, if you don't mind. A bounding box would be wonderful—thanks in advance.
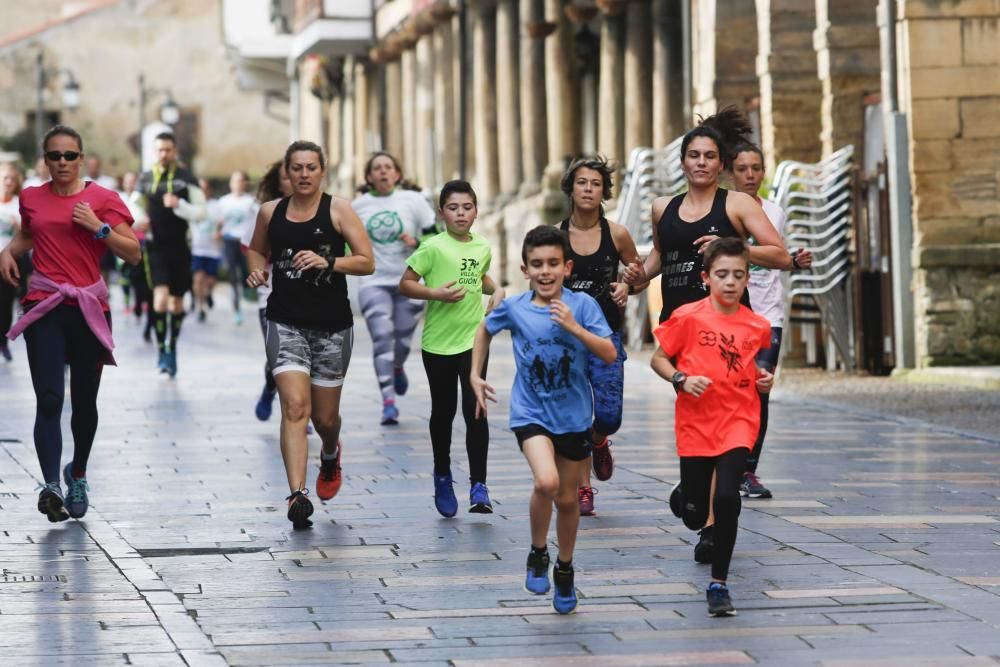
[7,271,116,365]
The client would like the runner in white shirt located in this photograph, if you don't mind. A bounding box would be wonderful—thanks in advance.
[730,143,812,499]
[190,179,223,322]
[0,163,22,361]
[218,172,257,325]
[351,152,437,425]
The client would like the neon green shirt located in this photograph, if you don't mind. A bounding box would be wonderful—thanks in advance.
[406,231,493,355]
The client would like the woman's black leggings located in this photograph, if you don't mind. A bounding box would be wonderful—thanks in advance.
[23,304,107,483]
[0,278,16,341]
[747,326,782,473]
[679,447,749,581]
[223,237,247,312]
[421,349,488,484]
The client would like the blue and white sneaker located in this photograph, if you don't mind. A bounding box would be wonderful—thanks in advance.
[381,401,399,425]
[433,472,458,518]
[37,482,69,523]
[707,582,735,616]
[469,482,493,513]
[393,367,408,396]
[62,462,90,519]
[524,549,551,595]
[552,564,578,614]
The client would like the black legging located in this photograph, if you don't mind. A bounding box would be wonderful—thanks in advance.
[0,278,15,341]
[23,304,107,483]
[747,326,782,473]
[257,307,276,392]
[223,237,247,313]
[422,349,488,484]
[679,447,748,581]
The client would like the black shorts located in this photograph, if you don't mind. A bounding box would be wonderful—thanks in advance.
[513,425,592,461]
[146,245,192,296]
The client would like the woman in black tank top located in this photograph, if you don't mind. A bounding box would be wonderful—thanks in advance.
[558,156,642,516]
[622,108,792,322]
[245,141,375,529]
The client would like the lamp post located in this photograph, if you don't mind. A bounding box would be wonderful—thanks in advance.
[137,74,181,169]
[35,53,81,154]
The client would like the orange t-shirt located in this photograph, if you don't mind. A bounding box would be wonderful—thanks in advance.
[653,297,771,458]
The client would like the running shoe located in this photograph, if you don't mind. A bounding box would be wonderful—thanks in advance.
[669,481,683,518]
[393,366,409,396]
[552,564,578,614]
[207,294,214,309]
[37,482,69,523]
[234,311,243,326]
[578,486,595,516]
[524,549,551,594]
[0,344,11,362]
[592,437,614,481]
[255,387,276,421]
[694,526,714,564]
[286,489,313,529]
[62,463,90,519]
[197,310,206,323]
[166,351,177,378]
[316,444,342,501]
[381,401,399,426]
[433,472,458,518]
[707,582,735,616]
[157,351,169,373]
[740,472,773,499]
[469,482,493,513]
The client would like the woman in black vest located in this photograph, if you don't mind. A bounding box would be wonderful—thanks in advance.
[246,141,374,529]
[558,155,643,517]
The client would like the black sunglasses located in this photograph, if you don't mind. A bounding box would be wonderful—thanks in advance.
[44,151,81,162]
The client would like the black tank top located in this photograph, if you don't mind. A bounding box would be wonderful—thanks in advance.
[266,193,352,332]
[657,188,750,321]
[560,217,621,331]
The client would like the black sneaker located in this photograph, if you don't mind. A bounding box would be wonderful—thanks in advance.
[740,472,773,499]
[694,526,714,564]
[37,483,69,523]
[707,582,735,616]
[286,490,314,529]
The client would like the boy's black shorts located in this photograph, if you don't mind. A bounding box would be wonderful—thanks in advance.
[513,424,592,461]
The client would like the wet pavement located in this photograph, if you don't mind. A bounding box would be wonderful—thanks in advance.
[1,296,999,666]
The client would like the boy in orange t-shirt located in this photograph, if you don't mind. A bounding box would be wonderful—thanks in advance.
[651,237,774,616]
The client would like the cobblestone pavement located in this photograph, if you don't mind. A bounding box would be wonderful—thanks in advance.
[1,301,999,666]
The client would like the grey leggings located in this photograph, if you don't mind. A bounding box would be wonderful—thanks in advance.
[358,284,423,401]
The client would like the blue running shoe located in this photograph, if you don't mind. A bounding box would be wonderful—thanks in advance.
[707,582,735,616]
[381,401,399,425]
[552,564,577,614]
[469,482,493,513]
[255,386,276,421]
[157,351,168,373]
[37,482,69,523]
[393,367,408,396]
[524,549,550,595]
[433,472,458,517]
[167,350,178,378]
[62,463,90,519]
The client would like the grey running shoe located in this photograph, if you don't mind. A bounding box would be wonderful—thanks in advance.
[740,472,772,499]
[62,463,90,519]
[37,482,69,523]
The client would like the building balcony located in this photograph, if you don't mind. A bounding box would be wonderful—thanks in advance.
[285,0,374,58]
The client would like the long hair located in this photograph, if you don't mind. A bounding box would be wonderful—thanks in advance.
[680,106,754,170]
[256,160,285,203]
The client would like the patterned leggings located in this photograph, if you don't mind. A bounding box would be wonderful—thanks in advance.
[358,285,424,402]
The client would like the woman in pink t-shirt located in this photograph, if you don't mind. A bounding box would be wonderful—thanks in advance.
[0,125,140,524]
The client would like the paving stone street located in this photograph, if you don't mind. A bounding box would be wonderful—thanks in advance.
[1,299,999,666]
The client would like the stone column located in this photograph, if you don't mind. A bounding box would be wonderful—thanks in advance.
[624,0,652,154]
[400,46,417,172]
[755,0,822,171]
[383,59,404,159]
[814,0,881,156]
[542,0,578,189]
[336,57,355,197]
[597,5,625,169]
[473,3,500,205]
[433,19,457,183]
[354,59,372,186]
[415,33,435,188]
[690,0,758,120]
[518,0,547,195]
[495,0,523,201]
[650,0,685,147]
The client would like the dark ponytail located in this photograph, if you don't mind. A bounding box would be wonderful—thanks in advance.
[680,105,754,169]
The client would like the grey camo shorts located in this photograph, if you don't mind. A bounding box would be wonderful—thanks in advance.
[265,321,353,388]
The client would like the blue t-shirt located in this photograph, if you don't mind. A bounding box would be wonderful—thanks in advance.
[485,288,612,434]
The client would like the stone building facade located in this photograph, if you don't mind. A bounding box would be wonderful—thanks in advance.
[232,0,1000,369]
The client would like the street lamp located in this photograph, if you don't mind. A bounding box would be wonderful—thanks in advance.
[35,53,82,152]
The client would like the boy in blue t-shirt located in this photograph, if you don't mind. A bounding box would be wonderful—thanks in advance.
[471,225,615,614]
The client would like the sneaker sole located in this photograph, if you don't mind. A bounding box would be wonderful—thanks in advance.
[287,498,314,524]
[38,493,69,523]
[709,607,737,617]
[553,602,578,615]
[381,418,399,426]
[523,583,550,595]
[469,504,493,514]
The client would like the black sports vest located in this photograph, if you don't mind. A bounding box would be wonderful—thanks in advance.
[657,188,750,322]
[266,193,351,332]
[560,217,621,331]
[138,164,197,248]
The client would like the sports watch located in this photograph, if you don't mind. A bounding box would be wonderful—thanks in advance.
[94,223,112,240]
[671,371,687,391]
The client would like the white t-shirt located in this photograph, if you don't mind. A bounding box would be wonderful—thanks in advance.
[747,198,787,327]
[191,198,223,259]
[0,197,20,251]
[86,174,118,190]
[351,189,437,288]
[218,192,258,241]
[240,207,270,305]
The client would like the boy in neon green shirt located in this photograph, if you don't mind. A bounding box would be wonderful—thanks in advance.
[399,180,504,517]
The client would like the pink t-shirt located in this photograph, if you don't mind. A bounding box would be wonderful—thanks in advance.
[20,182,132,308]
